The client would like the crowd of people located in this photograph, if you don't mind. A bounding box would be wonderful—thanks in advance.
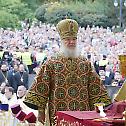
[0,19,126,125]
[0,20,126,87]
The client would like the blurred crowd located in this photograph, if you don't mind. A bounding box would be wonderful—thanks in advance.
[0,21,126,88]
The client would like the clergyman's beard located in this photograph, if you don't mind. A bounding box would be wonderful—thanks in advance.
[60,43,79,58]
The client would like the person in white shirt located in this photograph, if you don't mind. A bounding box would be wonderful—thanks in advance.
[2,86,17,107]
[17,85,38,117]
[0,86,17,126]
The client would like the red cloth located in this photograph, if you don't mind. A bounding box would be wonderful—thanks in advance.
[56,111,125,126]
[106,101,126,117]
[56,111,107,126]
[25,112,36,123]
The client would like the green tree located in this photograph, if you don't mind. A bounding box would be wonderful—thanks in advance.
[35,0,118,27]
[21,0,44,9]
[35,4,47,23]
[45,8,78,24]
[0,0,35,28]
[0,0,34,20]
[0,10,20,28]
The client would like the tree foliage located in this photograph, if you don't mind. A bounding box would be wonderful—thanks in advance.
[0,10,20,28]
[0,0,125,29]
[45,8,78,24]
[35,4,47,22]
[35,0,118,28]
[0,0,34,29]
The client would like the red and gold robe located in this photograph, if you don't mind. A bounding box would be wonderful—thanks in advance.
[24,53,111,125]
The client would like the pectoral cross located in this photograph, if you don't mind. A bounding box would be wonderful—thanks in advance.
[21,78,23,82]
[59,91,64,98]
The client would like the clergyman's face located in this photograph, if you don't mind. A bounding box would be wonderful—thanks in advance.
[63,38,77,49]
[61,38,79,58]
[17,86,26,98]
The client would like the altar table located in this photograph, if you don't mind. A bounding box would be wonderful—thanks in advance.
[56,111,125,126]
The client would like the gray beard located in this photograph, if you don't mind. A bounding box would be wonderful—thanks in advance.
[59,43,80,58]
